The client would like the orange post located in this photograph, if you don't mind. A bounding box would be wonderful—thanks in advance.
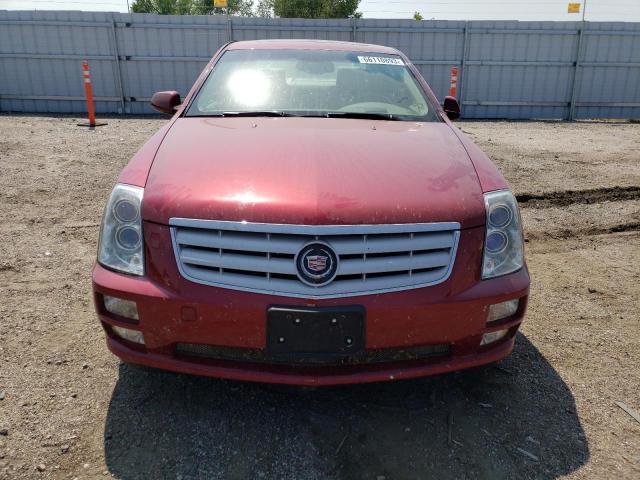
[449,66,459,98]
[82,60,96,127]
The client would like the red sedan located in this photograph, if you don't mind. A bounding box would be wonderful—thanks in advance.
[92,39,529,385]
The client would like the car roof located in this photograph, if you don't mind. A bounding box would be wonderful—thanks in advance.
[225,39,402,55]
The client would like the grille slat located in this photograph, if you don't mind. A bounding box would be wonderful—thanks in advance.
[171,219,460,299]
[181,263,450,295]
[176,229,304,254]
[337,251,450,275]
[181,247,297,275]
[328,232,455,255]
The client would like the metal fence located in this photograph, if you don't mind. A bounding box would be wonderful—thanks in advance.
[1,10,639,119]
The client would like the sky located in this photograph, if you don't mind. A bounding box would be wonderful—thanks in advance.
[1,0,639,21]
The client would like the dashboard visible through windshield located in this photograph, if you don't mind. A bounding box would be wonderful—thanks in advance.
[186,49,439,121]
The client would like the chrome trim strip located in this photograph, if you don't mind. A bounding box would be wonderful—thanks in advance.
[169,218,460,235]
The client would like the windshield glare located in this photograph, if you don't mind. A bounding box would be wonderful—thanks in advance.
[187,49,438,121]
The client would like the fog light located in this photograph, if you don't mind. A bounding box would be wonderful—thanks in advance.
[487,299,519,323]
[104,295,139,321]
[480,328,509,346]
[112,325,145,345]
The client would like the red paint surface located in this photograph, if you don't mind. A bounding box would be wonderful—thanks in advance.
[92,223,529,385]
[94,40,530,385]
[105,335,518,386]
[449,125,509,193]
[143,119,486,226]
[226,39,402,54]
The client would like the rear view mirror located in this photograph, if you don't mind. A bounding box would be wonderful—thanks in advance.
[151,91,181,115]
[443,96,460,120]
[295,60,335,75]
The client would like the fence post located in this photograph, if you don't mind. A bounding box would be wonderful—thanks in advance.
[227,9,233,42]
[457,22,470,114]
[109,16,126,114]
[569,22,586,120]
[351,16,357,42]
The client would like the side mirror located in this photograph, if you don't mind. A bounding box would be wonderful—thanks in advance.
[443,96,461,120]
[151,91,181,115]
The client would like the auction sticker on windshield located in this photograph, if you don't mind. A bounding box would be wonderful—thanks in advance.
[357,56,404,66]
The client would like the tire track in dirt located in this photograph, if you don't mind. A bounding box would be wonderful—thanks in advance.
[516,186,640,209]
[525,224,640,242]
[518,187,640,241]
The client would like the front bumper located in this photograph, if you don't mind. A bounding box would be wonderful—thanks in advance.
[92,224,529,386]
[105,331,518,386]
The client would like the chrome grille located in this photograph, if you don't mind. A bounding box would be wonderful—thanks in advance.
[170,219,460,299]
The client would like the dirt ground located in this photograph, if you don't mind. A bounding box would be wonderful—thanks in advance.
[0,115,638,480]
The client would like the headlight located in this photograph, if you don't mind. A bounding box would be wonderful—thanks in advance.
[98,183,144,275]
[482,190,524,279]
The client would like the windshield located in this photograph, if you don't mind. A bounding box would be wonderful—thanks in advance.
[186,49,439,121]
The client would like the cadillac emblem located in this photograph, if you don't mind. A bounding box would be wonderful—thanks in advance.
[295,242,339,286]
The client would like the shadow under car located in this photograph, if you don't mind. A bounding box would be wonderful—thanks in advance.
[104,333,588,480]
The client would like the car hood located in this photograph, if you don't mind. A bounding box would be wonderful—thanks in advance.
[143,117,485,228]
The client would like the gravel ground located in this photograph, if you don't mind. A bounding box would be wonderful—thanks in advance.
[0,116,639,480]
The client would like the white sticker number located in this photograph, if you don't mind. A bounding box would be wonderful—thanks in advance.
[357,56,404,66]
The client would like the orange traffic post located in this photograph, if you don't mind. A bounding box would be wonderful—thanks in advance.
[449,66,459,98]
[78,60,106,128]
[83,60,95,126]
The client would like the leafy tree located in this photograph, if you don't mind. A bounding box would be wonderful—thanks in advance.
[132,0,191,14]
[269,0,361,19]
[413,11,423,21]
[130,0,360,18]
[192,0,255,16]
[131,0,255,16]
[256,0,274,17]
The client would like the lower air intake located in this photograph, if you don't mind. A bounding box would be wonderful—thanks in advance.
[175,342,451,366]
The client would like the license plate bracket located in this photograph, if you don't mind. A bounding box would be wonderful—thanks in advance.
[267,306,365,358]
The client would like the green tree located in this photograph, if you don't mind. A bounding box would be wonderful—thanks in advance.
[269,0,361,19]
[256,0,274,17]
[131,0,255,16]
[192,0,255,15]
[413,11,423,21]
[132,0,192,14]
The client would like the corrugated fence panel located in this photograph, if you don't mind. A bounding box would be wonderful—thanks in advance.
[115,13,228,113]
[356,19,465,100]
[1,11,639,119]
[232,17,353,42]
[461,21,579,119]
[0,10,121,113]
[575,22,640,119]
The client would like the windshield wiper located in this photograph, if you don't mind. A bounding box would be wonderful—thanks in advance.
[220,111,299,117]
[324,112,401,121]
[189,111,402,120]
